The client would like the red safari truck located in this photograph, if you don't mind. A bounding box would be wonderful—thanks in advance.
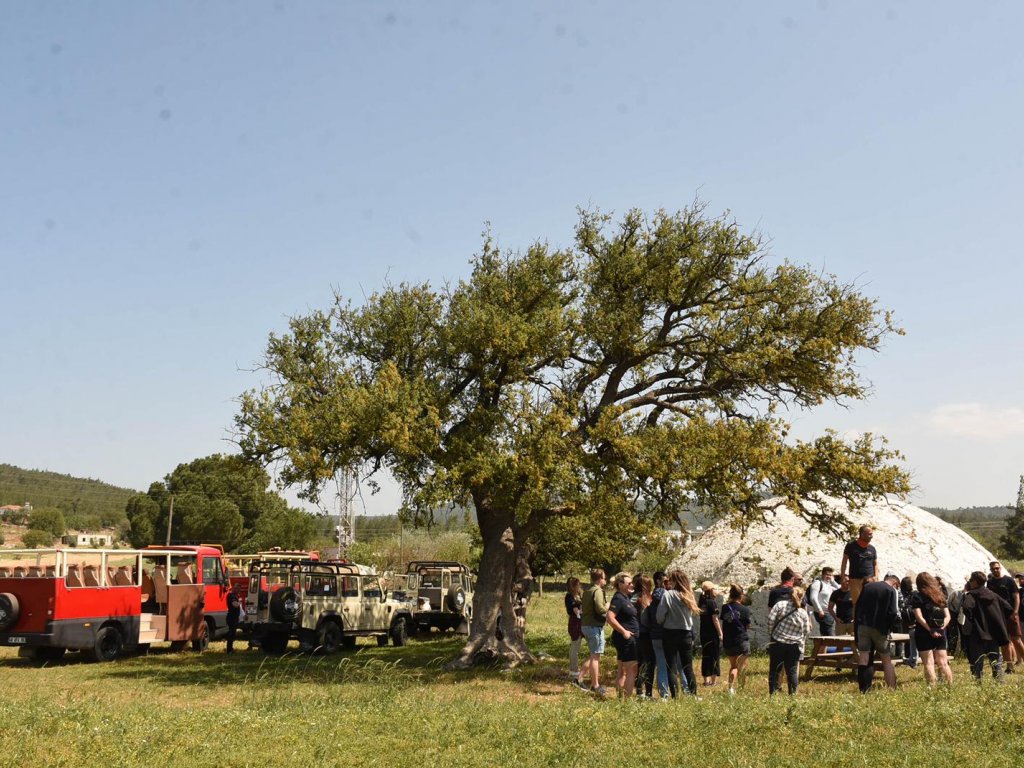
[0,545,230,662]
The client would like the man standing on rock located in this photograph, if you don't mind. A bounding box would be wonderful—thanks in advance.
[840,525,878,608]
[854,573,901,692]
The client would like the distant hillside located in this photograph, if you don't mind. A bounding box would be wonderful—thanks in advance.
[0,464,139,527]
[923,505,1012,521]
[923,505,1014,559]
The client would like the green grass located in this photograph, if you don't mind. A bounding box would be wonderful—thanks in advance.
[2,594,1023,767]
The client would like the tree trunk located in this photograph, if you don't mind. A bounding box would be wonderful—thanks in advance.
[446,505,535,670]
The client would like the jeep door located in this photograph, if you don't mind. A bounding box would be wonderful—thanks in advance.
[338,575,362,632]
[360,575,388,631]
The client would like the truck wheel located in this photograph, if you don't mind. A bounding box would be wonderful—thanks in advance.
[445,586,466,614]
[192,621,211,652]
[390,617,408,647]
[0,593,19,631]
[89,626,123,662]
[317,621,342,654]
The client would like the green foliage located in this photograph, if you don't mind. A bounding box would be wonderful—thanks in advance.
[21,529,53,548]
[1000,476,1024,559]
[243,505,318,553]
[125,454,315,550]
[527,504,666,576]
[347,530,476,573]
[0,464,136,525]
[236,205,911,643]
[28,506,66,538]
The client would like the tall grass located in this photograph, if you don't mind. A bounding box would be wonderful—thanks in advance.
[1,593,1023,767]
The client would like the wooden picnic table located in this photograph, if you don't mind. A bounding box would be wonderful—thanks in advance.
[802,633,910,679]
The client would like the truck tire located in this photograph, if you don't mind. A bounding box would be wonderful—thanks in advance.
[89,626,123,663]
[192,620,212,652]
[0,593,19,631]
[269,587,301,623]
[390,617,408,647]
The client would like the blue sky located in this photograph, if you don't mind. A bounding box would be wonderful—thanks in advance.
[2,1,1021,513]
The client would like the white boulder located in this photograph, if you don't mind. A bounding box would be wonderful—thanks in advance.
[667,496,997,648]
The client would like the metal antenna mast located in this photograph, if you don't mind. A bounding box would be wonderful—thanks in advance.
[335,467,356,556]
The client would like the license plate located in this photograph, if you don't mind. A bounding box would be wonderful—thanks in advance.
[7,636,26,644]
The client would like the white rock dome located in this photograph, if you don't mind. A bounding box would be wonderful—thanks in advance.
[667,497,997,648]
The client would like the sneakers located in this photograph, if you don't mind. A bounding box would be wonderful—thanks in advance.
[593,686,608,698]
[571,680,589,692]
[728,688,736,696]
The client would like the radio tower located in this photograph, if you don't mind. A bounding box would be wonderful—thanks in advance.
[335,467,357,556]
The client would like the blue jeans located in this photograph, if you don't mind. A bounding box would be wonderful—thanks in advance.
[815,613,835,637]
[650,637,673,698]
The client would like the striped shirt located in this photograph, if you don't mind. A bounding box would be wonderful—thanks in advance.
[767,600,811,645]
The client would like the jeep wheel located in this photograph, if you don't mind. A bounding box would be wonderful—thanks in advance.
[445,586,466,614]
[89,626,123,663]
[261,632,289,654]
[0,593,20,631]
[390,617,408,647]
[317,621,342,654]
[269,587,302,623]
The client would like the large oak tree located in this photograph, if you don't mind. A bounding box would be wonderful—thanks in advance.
[235,205,910,667]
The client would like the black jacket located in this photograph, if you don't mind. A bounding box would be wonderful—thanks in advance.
[854,581,899,635]
[960,587,1010,645]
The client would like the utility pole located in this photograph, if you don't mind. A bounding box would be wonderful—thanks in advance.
[165,495,175,546]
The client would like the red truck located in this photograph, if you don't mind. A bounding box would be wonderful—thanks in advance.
[0,544,231,662]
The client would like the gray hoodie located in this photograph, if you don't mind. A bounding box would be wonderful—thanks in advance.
[655,588,695,631]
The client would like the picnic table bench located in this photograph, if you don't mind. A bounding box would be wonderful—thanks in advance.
[802,633,910,679]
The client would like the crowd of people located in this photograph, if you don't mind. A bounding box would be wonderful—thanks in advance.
[564,524,1024,699]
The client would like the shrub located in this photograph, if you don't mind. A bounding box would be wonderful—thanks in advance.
[22,529,54,548]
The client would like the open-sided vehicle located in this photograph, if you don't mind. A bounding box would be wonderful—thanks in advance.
[406,560,474,634]
[246,560,416,653]
[0,545,231,662]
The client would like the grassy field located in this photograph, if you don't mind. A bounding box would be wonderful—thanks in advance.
[2,593,1023,768]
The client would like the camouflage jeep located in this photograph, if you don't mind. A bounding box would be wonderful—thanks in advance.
[247,561,416,653]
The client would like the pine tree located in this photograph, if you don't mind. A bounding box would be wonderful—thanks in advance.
[1000,475,1024,559]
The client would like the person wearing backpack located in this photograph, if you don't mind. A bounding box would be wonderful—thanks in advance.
[807,567,837,637]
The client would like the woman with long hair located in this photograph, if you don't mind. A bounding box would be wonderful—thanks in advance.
[606,572,640,697]
[565,576,584,687]
[656,569,700,696]
[911,572,953,685]
[766,585,810,695]
[720,583,751,695]
[634,573,656,698]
